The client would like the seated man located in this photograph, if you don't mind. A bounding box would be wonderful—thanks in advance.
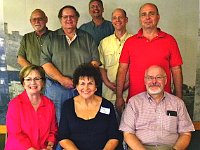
[119,65,195,150]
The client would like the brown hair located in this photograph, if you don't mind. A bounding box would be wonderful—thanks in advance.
[19,65,46,85]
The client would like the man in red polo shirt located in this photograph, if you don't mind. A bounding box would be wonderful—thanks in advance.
[116,3,183,112]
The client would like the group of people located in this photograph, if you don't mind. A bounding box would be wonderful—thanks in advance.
[5,0,195,150]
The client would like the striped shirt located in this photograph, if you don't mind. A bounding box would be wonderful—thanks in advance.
[119,92,194,146]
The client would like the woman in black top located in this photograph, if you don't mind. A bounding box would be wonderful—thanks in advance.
[58,63,122,150]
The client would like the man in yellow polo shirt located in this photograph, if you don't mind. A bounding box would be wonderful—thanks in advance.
[98,8,132,104]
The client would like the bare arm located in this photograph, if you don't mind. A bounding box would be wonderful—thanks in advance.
[171,65,183,99]
[173,132,191,150]
[100,68,116,91]
[103,139,119,150]
[60,139,79,150]
[124,132,146,150]
[116,63,129,112]
[46,141,54,150]
[17,56,31,68]
[42,63,73,88]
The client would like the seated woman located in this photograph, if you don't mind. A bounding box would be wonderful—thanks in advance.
[5,65,58,150]
[58,63,122,150]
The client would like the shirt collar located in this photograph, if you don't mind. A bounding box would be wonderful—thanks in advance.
[91,18,105,27]
[20,90,46,107]
[34,27,50,37]
[137,28,165,38]
[114,31,129,41]
[146,92,166,103]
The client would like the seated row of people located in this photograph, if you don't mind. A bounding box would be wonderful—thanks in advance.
[5,64,194,150]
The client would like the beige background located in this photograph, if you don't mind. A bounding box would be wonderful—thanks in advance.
[2,0,200,121]
[3,0,198,87]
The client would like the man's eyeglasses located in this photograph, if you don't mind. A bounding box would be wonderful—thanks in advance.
[145,75,166,81]
[30,18,45,22]
[24,77,43,82]
[61,15,76,20]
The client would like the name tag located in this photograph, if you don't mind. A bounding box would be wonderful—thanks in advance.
[100,107,110,115]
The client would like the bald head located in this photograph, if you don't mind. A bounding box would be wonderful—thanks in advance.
[145,65,166,77]
[112,8,127,18]
[30,9,47,20]
[139,3,159,15]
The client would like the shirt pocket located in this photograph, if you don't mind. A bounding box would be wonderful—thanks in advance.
[163,115,178,133]
[103,51,117,67]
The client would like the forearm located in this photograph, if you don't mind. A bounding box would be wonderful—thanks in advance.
[171,66,183,99]
[42,63,64,82]
[123,81,129,91]
[100,68,116,90]
[124,132,146,150]
[173,132,191,150]
[17,56,31,68]
[100,68,110,84]
[103,139,119,150]
[60,139,79,150]
[116,63,128,98]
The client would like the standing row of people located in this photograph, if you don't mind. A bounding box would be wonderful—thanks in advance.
[5,0,195,150]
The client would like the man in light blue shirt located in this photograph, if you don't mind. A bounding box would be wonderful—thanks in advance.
[79,0,114,46]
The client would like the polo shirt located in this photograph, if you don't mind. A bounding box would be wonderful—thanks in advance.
[99,32,132,102]
[18,29,51,66]
[79,20,114,45]
[119,28,183,100]
[40,28,100,78]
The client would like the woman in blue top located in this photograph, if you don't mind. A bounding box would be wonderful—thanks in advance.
[58,63,122,150]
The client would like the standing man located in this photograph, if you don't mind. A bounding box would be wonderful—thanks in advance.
[40,5,100,122]
[80,0,114,96]
[79,0,114,46]
[99,8,132,104]
[17,9,51,67]
[120,65,194,150]
[116,3,183,112]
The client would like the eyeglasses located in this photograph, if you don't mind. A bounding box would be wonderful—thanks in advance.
[30,18,45,22]
[145,75,166,81]
[24,77,43,82]
[61,15,76,20]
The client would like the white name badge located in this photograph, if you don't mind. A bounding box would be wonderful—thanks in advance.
[100,106,110,115]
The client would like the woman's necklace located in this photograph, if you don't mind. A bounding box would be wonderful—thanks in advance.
[31,101,39,105]
[30,100,40,106]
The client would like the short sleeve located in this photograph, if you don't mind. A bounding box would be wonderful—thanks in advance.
[119,100,136,134]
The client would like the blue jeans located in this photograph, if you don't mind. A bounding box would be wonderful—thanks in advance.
[44,78,78,124]
[45,78,78,150]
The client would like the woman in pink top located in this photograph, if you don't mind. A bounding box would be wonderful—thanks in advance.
[5,65,58,150]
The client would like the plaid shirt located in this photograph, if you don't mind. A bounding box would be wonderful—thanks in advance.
[119,92,194,146]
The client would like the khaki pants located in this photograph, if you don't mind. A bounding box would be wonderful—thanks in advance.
[128,145,173,150]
